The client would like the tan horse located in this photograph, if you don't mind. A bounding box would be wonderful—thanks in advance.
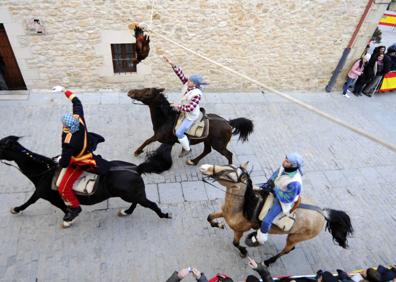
[199,162,353,266]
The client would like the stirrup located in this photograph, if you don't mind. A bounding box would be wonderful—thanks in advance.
[245,231,261,247]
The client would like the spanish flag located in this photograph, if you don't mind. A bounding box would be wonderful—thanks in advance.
[379,71,396,92]
[379,13,396,27]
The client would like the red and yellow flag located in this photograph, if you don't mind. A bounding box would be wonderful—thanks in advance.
[379,13,396,27]
[380,71,396,92]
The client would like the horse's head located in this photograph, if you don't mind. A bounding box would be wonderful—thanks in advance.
[127,87,165,104]
[0,136,22,160]
[200,162,250,188]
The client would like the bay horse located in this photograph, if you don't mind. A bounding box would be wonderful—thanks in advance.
[0,136,173,228]
[199,162,353,266]
[127,88,254,165]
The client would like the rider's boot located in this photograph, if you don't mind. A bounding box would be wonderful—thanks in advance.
[178,136,191,158]
[63,206,82,222]
[256,229,268,244]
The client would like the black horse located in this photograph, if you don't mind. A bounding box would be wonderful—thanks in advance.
[0,136,173,227]
[127,88,254,165]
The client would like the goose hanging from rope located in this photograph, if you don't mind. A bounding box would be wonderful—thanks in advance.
[130,23,150,63]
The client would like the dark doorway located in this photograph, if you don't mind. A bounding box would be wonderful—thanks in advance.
[0,24,27,90]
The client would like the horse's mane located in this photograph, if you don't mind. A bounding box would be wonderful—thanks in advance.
[16,142,56,168]
[242,175,260,221]
[155,91,176,118]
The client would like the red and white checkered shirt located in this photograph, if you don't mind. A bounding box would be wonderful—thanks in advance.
[173,65,201,113]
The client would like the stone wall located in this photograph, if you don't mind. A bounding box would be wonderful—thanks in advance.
[0,1,390,91]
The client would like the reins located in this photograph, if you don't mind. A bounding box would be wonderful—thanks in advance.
[0,150,59,178]
[1,160,57,178]
[201,164,250,198]
[201,176,244,198]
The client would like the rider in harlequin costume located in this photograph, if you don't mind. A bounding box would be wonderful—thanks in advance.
[249,153,304,246]
[163,55,207,158]
[53,86,109,224]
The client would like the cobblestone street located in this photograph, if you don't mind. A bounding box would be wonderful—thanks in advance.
[0,90,395,281]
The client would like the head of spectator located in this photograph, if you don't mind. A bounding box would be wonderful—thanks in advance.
[316,271,337,282]
[208,274,234,282]
[378,46,386,55]
[366,268,382,282]
[322,271,338,282]
[246,275,260,282]
[377,54,384,62]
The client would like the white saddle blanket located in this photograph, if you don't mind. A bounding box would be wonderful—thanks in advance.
[56,168,98,195]
[175,111,208,139]
[257,189,296,232]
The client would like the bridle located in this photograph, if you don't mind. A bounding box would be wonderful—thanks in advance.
[201,164,250,198]
[130,91,162,105]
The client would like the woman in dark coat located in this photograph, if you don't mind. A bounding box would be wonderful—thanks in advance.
[353,46,390,96]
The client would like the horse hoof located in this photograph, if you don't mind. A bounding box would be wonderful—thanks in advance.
[165,212,172,219]
[186,159,196,166]
[10,207,20,214]
[118,209,129,217]
[239,251,248,258]
[219,223,225,229]
[134,150,143,157]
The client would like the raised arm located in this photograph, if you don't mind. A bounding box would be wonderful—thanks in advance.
[65,90,84,118]
[163,55,188,84]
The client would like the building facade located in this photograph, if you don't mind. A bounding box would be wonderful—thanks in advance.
[0,1,391,91]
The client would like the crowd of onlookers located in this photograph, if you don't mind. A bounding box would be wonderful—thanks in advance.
[166,261,396,282]
[342,43,396,98]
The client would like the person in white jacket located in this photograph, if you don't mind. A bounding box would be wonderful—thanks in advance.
[249,153,304,246]
[163,55,207,157]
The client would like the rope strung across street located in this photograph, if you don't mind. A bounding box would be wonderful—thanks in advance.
[137,22,396,154]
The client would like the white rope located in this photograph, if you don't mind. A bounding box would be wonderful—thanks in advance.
[149,0,155,27]
[140,25,396,154]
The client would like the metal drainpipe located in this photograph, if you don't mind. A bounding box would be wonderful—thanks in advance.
[325,0,374,92]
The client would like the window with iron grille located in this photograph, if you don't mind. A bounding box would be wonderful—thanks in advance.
[111,43,137,73]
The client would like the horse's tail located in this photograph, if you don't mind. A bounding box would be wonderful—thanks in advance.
[137,143,173,174]
[228,118,254,142]
[323,208,353,248]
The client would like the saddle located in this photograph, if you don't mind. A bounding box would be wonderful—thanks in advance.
[252,186,300,232]
[174,108,209,140]
[51,168,100,196]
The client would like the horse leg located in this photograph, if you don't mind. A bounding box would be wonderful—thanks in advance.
[138,198,172,219]
[10,191,40,214]
[212,142,233,164]
[187,141,211,166]
[45,194,68,214]
[118,202,138,217]
[207,210,225,229]
[264,233,300,266]
[233,230,248,258]
[134,135,157,156]
[219,148,233,165]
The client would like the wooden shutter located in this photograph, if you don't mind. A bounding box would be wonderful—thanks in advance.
[0,24,26,90]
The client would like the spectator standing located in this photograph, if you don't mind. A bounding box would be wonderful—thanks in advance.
[354,45,391,97]
[342,54,370,98]
[362,53,391,97]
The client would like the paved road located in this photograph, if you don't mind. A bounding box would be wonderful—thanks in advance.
[0,90,395,281]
